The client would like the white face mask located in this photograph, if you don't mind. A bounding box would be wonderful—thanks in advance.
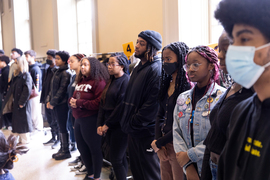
[225,43,270,89]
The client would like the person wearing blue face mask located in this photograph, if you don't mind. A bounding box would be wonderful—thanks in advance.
[215,0,270,180]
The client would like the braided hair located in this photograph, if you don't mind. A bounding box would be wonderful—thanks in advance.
[101,52,129,102]
[0,132,28,170]
[145,43,158,62]
[159,42,191,102]
[185,45,220,85]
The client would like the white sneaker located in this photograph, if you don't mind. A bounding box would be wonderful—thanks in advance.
[75,165,87,175]
[70,162,82,171]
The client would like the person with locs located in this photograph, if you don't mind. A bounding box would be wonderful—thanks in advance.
[173,46,226,180]
[97,52,130,180]
[24,50,43,131]
[70,57,109,180]
[119,30,162,180]
[151,42,191,180]
[40,49,60,149]
[46,51,72,160]
[214,0,270,179]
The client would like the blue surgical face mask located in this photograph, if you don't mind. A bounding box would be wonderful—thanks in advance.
[225,43,270,88]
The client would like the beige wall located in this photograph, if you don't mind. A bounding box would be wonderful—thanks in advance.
[2,0,15,55]
[96,0,164,53]
[29,0,57,58]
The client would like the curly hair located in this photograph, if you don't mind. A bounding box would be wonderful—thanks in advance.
[77,57,109,84]
[215,0,270,41]
[185,45,220,85]
[159,42,191,102]
[0,132,28,170]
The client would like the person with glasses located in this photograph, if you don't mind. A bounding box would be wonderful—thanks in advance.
[173,46,226,180]
[97,52,130,180]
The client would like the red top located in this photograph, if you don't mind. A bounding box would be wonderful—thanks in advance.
[70,76,106,119]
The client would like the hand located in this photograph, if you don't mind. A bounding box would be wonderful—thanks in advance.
[46,102,54,110]
[70,98,77,108]
[151,140,160,152]
[157,147,169,161]
[186,164,200,180]
[176,151,190,167]
[19,105,23,108]
[97,126,103,136]
[101,125,109,134]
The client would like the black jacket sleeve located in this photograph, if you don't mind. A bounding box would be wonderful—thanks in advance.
[50,71,71,106]
[105,77,129,128]
[19,73,32,107]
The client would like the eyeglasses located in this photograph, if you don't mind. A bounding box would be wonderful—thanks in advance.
[106,63,120,67]
[183,63,202,72]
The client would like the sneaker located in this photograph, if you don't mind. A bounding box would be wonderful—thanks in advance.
[83,174,94,180]
[43,138,55,146]
[68,156,81,166]
[70,162,82,171]
[51,140,60,149]
[75,165,87,175]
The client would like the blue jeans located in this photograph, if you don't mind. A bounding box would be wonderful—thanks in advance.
[209,159,218,180]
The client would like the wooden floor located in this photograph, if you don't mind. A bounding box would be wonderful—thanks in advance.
[2,129,115,180]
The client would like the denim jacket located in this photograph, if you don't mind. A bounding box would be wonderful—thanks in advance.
[173,82,226,176]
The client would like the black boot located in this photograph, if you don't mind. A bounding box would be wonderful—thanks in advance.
[52,134,62,158]
[54,133,71,160]
[44,131,56,146]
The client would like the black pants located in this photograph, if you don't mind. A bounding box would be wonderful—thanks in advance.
[108,127,128,180]
[128,135,161,180]
[67,109,75,143]
[45,105,59,138]
[53,103,68,134]
[74,115,103,178]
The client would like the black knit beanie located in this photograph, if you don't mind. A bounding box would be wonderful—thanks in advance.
[0,50,4,55]
[0,55,10,65]
[56,51,70,64]
[138,30,162,50]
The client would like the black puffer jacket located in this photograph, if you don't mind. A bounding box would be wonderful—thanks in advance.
[47,64,71,107]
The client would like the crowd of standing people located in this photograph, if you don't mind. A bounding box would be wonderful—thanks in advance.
[0,0,269,179]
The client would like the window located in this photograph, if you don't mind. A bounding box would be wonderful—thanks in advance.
[209,0,223,44]
[13,0,31,50]
[76,0,93,54]
[178,0,223,47]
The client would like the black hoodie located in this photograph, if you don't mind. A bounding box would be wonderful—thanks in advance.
[120,55,162,138]
[218,94,270,180]
[29,62,42,92]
